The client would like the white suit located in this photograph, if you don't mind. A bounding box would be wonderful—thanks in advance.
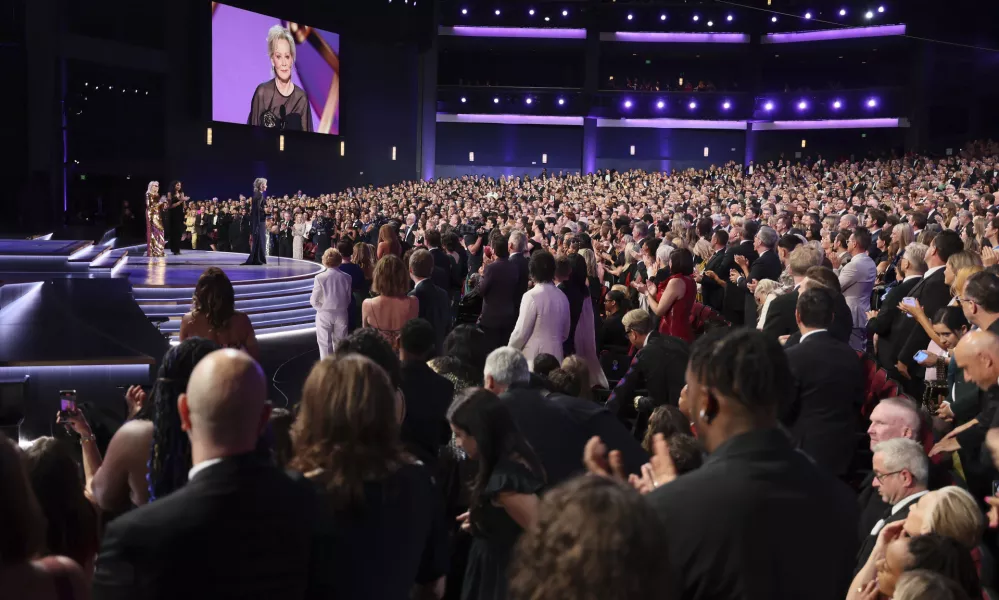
[311,267,353,359]
[838,252,877,352]
[509,282,570,365]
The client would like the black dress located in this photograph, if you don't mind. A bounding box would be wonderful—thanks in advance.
[461,459,544,600]
[248,79,313,132]
[166,195,185,255]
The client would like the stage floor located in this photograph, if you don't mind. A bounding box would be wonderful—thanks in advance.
[119,249,323,287]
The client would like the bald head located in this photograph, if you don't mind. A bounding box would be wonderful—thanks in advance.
[180,349,270,458]
[954,330,999,391]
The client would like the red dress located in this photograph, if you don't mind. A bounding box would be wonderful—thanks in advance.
[656,274,695,343]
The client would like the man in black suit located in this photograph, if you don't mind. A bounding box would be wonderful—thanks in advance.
[866,242,926,374]
[893,230,963,394]
[586,328,858,600]
[696,229,729,313]
[783,287,865,477]
[508,231,530,310]
[763,244,824,340]
[478,233,522,354]
[734,225,783,292]
[425,230,458,296]
[399,319,454,471]
[783,266,854,348]
[485,347,591,486]
[604,310,689,420]
[716,221,759,325]
[408,249,452,353]
[92,349,327,599]
[854,438,929,570]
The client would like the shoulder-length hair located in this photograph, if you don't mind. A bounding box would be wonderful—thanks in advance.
[352,243,375,280]
[447,388,545,528]
[290,355,407,510]
[167,180,183,199]
[372,255,409,298]
[266,25,297,70]
[0,433,46,565]
[146,181,159,196]
[253,178,268,194]
[378,224,401,254]
[192,267,236,331]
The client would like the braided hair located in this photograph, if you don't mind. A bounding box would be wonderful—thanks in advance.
[147,337,220,501]
[192,267,236,332]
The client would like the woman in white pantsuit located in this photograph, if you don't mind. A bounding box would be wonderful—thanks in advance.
[509,251,570,366]
[311,248,353,359]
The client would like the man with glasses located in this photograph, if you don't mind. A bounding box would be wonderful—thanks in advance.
[855,437,929,571]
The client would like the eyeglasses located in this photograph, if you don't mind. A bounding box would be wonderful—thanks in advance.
[874,470,904,483]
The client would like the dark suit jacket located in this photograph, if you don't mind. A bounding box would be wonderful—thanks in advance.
[597,311,629,351]
[893,268,952,372]
[867,276,922,372]
[605,332,690,417]
[783,331,865,476]
[719,241,759,324]
[429,247,457,293]
[408,279,451,353]
[548,391,649,476]
[742,250,782,287]
[648,428,858,600]
[92,453,325,600]
[762,286,801,340]
[700,249,727,311]
[400,360,455,470]
[509,252,530,307]
[855,495,922,571]
[479,257,522,329]
[501,383,592,486]
[783,294,853,348]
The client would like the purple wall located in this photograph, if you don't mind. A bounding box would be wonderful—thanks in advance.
[435,122,583,177]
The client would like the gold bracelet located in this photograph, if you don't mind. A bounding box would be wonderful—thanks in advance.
[80,435,96,443]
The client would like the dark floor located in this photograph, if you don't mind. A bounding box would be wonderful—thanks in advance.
[258,332,322,412]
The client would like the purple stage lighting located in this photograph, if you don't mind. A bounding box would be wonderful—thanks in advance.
[804,12,812,19]
[525,98,533,105]
[722,101,732,110]
[660,14,667,21]
[624,100,633,108]
[865,11,874,19]
[878,5,885,12]
[544,16,550,22]
[494,9,500,16]
[461,8,468,15]
[839,8,847,16]
[707,20,714,27]
[493,97,500,104]
[692,15,700,22]
[529,9,535,15]
[562,9,568,17]
[797,100,808,110]
[764,101,774,111]
[688,101,697,109]
[867,98,878,107]
[771,16,778,22]
[460,97,467,103]
[627,13,633,20]
[833,100,843,109]
[557,98,565,106]
[763,24,906,43]
[657,100,665,109]
[727,14,734,22]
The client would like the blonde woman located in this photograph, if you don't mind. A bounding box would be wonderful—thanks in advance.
[145,181,166,257]
[753,279,784,330]
[248,25,313,132]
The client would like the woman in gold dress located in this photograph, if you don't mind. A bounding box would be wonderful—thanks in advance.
[145,181,166,257]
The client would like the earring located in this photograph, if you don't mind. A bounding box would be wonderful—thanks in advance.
[699,409,712,424]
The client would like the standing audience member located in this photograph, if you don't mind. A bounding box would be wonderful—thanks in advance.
[783,286,865,476]
[867,243,928,374]
[0,434,90,600]
[838,227,878,351]
[311,248,353,359]
[398,319,455,471]
[508,251,571,365]
[22,438,101,575]
[478,234,522,355]
[363,255,419,351]
[448,388,546,600]
[587,328,859,600]
[409,249,452,354]
[92,350,327,599]
[761,244,824,339]
[509,476,669,600]
[179,267,259,359]
[291,354,448,600]
[598,289,631,350]
[894,570,973,600]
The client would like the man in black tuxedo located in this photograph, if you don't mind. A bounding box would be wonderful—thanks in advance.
[408,249,452,353]
[401,213,418,247]
[782,266,855,348]
[717,221,760,325]
[604,310,690,420]
[696,229,729,312]
[587,328,858,600]
[508,231,530,310]
[866,242,926,374]
[478,233,522,354]
[734,224,782,290]
[854,438,929,570]
[92,349,327,599]
[892,230,963,393]
[485,347,591,486]
[783,287,865,477]
[425,230,457,295]
[763,244,824,340]
[398,319,454,471]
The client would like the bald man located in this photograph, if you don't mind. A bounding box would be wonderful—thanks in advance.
[931,331,999,500]
[93,350,328,600]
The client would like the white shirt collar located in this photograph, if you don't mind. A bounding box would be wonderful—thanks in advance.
[643,331,653,348]
[925,265,945,278]
[799,329,827,343]
[188,458,225,482]
[893,489,929,515]
[903,274,922,282]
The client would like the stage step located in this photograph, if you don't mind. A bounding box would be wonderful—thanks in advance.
[132,277,317,300]
[156,308,316,333]
[73,245,111,265]
[168,320,316,344]
[134,282,315,304]
[145,298,315,319]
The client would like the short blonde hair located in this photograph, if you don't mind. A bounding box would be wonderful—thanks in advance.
[953,265,983,298]
[621,309,653,336]
[922,486,983,549]
[267,25,296,67]
[322,248,342,269]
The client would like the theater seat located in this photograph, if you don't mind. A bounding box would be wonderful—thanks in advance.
[600,348,632,387]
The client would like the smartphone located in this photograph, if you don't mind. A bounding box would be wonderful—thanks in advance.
[994,481,999,497]
[902,297,917,307]
[913,350,929,363]
[59,390,77,413]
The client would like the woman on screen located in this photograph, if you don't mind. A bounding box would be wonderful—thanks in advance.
[248,25,313,132]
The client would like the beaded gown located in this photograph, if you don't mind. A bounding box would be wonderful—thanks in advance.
[146,193,166,257]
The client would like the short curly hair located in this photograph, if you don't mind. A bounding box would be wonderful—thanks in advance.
[510,476,670,600]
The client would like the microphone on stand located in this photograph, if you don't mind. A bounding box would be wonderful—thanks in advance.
[279,105,287,131]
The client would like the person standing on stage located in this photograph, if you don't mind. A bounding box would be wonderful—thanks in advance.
[145,181,166,257]
[244,178,268,265]
[165,181,188,256]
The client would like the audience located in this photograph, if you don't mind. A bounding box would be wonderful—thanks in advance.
[363,255,419,351]
[509,251,571,365]
[311,248,353,359]
[398,318,455,471]
[179,267,259,359]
